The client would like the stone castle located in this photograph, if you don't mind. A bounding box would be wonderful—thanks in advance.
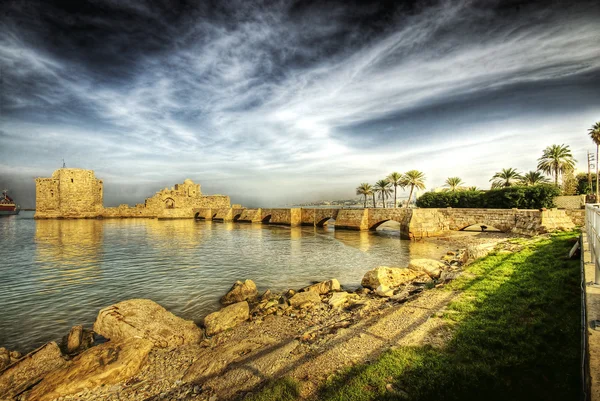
[35,169,231,219]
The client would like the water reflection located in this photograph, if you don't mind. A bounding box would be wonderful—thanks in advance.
[145,219,203,249]
[3,216,456,353]
[334,230,373,252]
[34,219,103,290]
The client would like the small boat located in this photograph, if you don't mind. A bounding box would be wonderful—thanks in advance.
[0,190,20,216]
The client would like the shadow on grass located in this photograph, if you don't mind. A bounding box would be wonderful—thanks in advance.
[316,232,582,401]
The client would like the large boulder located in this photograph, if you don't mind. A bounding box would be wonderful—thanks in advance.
[204,301,250,336]
[302,279,341,294]
[24,338,153,401]
[289,291,322,308]
[408,259,447,279]
[0,342,67,399]
[93,299,203,348]
[361,266,426,290]
[221,280,258,305]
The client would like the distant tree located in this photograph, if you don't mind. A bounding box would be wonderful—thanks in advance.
[520,171,550,186]
[402,170,426,208]
[467,186,480,191]
[537,144,576,187]
[387,172,404,208]
[444,177,464,192]
[589,122,600,199]
[355,183,373,208]
[577,172,597,195]
[561,170,578,195]
[490,168,522,189]
[374,179,393,208]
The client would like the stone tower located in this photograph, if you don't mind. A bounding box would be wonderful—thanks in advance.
[35,169,103,218]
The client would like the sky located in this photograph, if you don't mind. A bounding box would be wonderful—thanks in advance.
[1,0,599,208]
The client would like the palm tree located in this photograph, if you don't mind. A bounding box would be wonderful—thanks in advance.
[444,177,464,192]
[401,170,426,208]
[374,179,393,208]
[387,172,404,208]
[589,122,600,199]
[355,183,372,209]
[490,168,522,188]
[467,186,480,191]
[537,144,577,187]
[520,171,550,186]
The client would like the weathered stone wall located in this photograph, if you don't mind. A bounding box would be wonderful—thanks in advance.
[35,169,103,219]
[334,209,368,230]
[102,204,153,218]
[539,209,576,232]
[555,195,585,209]
[193,208,214,220]
[237,208,261,223]
[443,208,516,232]
[404,209,448,239]
[261,208,302,226]
[400,208,576,238]
[565,209,585,227]
[300,208,340,226]
[367,208,409,230]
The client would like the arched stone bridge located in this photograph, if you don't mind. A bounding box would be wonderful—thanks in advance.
[191,207,580,238]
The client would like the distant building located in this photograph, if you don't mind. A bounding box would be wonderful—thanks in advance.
[35,169,231,219]
[35,169,103,218]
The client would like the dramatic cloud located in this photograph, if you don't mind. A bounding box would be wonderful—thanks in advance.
[1,0,599,207]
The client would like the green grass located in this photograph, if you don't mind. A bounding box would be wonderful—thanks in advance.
[247,232,582,401]
[244,377,300,401]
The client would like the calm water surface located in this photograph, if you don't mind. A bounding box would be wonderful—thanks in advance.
[0,211,445,352]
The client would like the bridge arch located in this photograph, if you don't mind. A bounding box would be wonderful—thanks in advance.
[369,219,394,230]
[316,217,335,227]
[233,213,242,222]
[262,215,272,223]
[194,212,201,220]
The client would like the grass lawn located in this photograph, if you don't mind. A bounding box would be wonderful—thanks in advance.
[247,232,582,401]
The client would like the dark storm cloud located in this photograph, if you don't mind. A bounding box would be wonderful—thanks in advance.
[1,0,599,207]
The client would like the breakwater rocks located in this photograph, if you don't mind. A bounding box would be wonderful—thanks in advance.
[0,249,481,400]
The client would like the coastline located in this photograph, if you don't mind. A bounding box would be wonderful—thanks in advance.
[0,231,517,400]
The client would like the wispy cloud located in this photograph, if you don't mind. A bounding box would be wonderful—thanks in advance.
[1,0,599,206]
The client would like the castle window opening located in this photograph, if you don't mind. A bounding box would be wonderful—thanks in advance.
[71,179,74,183]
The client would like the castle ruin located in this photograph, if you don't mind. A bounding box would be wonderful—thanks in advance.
[35,169,104,218]
[35,169,231,219]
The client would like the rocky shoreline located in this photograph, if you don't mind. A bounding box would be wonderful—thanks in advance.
[0,233,512,401]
